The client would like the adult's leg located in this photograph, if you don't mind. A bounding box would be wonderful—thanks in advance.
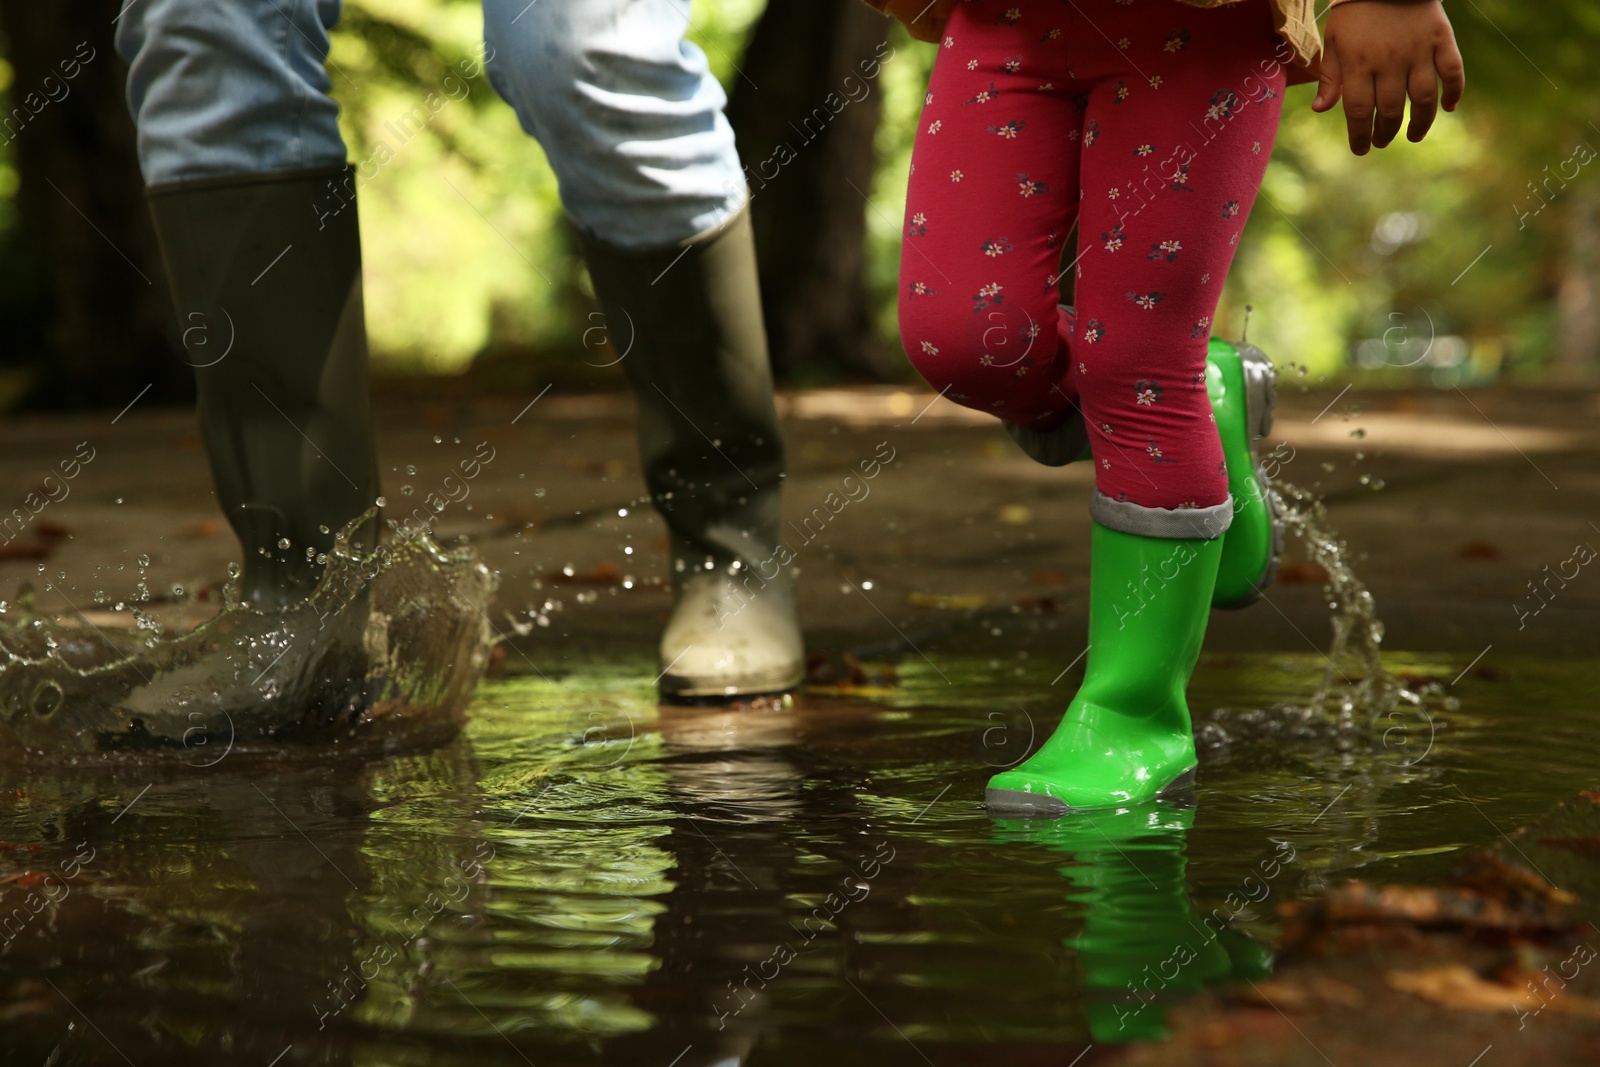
[117,0,378,608]
[482,0,800,698]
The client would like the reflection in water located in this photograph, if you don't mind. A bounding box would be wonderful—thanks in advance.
[1,652,1597,1063]
[995,801,1278,1042]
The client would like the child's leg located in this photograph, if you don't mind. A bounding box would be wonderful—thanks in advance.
[986,1,1289,815]
[1069,3,1286,536]
[897,4,1085,430]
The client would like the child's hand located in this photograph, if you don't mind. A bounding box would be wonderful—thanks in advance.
[1313,0,1466,156]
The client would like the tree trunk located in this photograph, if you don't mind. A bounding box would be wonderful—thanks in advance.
[0,0,187,410]
[726,0,892,382]
[1555,184,1600,380]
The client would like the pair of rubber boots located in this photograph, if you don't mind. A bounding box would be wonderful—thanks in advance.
[147,165,802,701]
[987,325,1282,816]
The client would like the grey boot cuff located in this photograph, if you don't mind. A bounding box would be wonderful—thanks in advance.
[1089,490,1233,540]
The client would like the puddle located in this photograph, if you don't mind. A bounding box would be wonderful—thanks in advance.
[0,520,494,757]
[1,647,1596,1064]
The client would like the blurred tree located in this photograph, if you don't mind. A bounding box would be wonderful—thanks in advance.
[0,0,185,409]
[726,0,893,382]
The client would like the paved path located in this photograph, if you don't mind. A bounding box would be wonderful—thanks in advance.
[4,383,1598,678]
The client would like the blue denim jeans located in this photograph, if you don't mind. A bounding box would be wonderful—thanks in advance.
[115,0,746,247]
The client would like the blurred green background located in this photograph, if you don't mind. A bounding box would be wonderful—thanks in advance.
[0,0,1595,409]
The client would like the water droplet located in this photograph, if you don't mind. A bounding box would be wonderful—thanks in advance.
[406,465,416,475]
[277,538,291,550]
[227,562,241,579]
[316,553,328,565]
[433,435,443,444]
[115,497,123,504]
[319,524,330,535]
[137,554,149,568]
[35,564,44,574]
[402,485,415,496]
[534,488,546,498]
[862,580,874,590]
[375,496,387,508]
[561,565,575,577]
[1349,428,1366,439]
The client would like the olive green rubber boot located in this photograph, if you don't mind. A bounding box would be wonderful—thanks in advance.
[147,165,380,609]
[581,208,804,700]
[1207,338,1281,609]
[987,523,1222,815]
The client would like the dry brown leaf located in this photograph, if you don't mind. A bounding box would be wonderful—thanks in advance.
[1387,964,1539,1013]
[1241,976,1364,1012]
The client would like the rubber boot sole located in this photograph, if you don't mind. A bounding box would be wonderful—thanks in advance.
[985,766,1197,819]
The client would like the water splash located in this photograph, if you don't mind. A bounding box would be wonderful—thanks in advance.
[1269,478,1446,732]
[0,515,495,760]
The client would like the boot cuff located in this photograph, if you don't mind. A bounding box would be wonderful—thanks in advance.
[1090,490,1233,540]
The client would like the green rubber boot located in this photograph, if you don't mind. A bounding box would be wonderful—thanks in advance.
[987,523,1222,816]
[1207,338,1281,609]
[996,801,1232,1041]
[147,165,380,609]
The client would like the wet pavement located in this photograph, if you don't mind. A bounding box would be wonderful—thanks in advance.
[4,382,1600,1063]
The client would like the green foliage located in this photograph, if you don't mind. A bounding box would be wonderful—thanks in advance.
[0,0,1594,385]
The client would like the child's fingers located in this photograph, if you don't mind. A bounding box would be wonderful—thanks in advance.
[1370,70,1408,149]
[1342,72,1377,156]
[1405,63,1439,143]
[1436,38,1466,111]
[1312,44,1342,112]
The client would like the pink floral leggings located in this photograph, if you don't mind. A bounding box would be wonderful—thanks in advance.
[899,0,1288,516]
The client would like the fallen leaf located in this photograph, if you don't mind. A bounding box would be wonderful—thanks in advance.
[547,562,622,585]
[1387,964,1538,1013]
[908,592,987,611]
[1578,789,1600,805]
[0,871,52,889]
[1277,561,1331,584]
[1239,976,1364,1012]
[805,652,900,691]
[1286,877,1574,936]
[1538,837,1600,858]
